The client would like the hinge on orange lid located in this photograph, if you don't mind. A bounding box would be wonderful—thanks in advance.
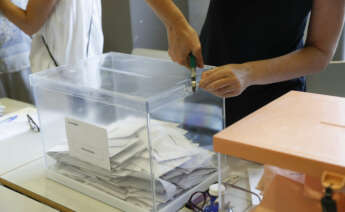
[322,171,345,190]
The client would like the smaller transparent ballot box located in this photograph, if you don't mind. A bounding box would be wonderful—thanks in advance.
[31,52,224,212]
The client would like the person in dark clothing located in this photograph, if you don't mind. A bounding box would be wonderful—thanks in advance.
[146,0,345,126]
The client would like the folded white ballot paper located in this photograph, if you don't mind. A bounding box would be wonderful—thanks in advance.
[65,118,112,170]
[50,116,217,210]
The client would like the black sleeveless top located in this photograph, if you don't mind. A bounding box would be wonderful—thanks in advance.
[200,0,312,125]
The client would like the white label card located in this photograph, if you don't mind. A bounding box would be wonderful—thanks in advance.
[65,118,111,170]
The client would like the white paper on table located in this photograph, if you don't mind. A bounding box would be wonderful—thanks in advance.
[0,107,37,141]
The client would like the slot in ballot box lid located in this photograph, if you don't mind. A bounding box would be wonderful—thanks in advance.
[214,91,345,178]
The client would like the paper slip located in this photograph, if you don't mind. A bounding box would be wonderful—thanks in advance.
[107,117,145,139]
[110,140,147,165]
[65,117,111,170]
[150,133,195,162]
[108,137,140,157]
[0,107,37,141]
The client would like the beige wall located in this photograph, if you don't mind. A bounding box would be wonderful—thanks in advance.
[102,0,209,52]
[188,0,209,34]
[130,0,189,51]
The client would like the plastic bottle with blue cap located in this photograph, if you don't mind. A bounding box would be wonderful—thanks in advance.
[203,183,225,212]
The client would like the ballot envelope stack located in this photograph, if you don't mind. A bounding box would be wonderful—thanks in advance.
[31,52,223,212]
[46,117,217,211]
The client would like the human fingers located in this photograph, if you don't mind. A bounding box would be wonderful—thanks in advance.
[202,78,233,92]
[212,86,236,98]
[199,68,232,88]
[192,46,204,68]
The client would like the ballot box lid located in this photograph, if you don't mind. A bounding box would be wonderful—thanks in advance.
[30,52,209,113]
[214,91,345,178]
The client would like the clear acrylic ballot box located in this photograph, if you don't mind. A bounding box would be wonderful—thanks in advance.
[31,52,224,212]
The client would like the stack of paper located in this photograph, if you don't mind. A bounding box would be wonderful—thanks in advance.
[47,117,217,211]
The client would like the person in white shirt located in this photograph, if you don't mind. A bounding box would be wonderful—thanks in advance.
[0,0,103,73]
[0,0,31,102]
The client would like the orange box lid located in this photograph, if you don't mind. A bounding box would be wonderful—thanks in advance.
[214,91,345,178]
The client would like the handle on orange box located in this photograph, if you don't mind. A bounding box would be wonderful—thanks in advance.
[321,171,345,212]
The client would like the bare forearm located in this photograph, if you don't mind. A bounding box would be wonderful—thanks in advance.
[0,1,29,32]
[246,0,344,86]
[0,0,57,36]
[199,0,345,98]
[145,0,188,28]
[145,0,204,67]
[245,46,332,85]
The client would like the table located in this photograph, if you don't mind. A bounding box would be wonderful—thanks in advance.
[2,157,260,212]
[0,185,58,212]
[0,98,42,176]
